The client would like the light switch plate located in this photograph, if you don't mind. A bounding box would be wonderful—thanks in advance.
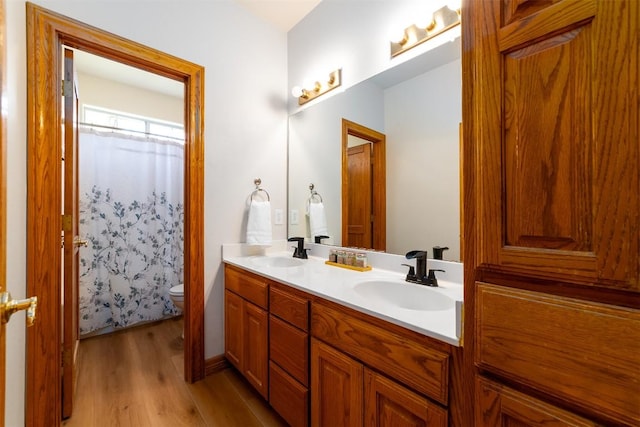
[274,209,283,225]
[290,209,299,225]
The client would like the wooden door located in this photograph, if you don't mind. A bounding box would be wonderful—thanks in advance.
[61,47,80,420]
[341,119,386,251]
[364,369,447,427]
[224,290,243,369]
[0,0,6,421]
[346,144,372,248]
[243,301,268,399]
[310,338,363,427]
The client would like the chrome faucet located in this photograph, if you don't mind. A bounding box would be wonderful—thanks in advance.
[288,237,309,259]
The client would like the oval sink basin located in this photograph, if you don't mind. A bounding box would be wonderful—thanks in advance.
[249,256,304,268]
[354,280,454,311]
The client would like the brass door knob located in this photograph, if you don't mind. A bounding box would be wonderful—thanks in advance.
[74,237,89,247]
[1,292,38,326]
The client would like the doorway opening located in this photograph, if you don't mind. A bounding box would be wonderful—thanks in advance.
[26,4,205,425]
[341,119,386,250]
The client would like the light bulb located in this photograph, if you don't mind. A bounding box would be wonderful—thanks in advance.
[291,86,304,98]
[390,28,407,45]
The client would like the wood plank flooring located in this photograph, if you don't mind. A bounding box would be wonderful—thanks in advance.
[62,317,287,427]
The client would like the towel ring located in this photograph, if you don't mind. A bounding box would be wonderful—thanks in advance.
[308,183,323,204]
[251,178,270,201]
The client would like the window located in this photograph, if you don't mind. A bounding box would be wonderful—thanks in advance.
[82,105,184,142]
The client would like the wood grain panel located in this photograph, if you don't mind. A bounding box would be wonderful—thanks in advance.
[475,0,638,289]
[312,302,449,405]
[243,301,268,399]
[364,369,447,427]
[269,315,309,387]
[499,0,596,52]
[270,284,309,331]
[226,265,268,309]
[27,4,206,424]
[504,28,592,252]
[224,290,243,370]
[476,377,598,426]
[310,338,363,427]
[476,283,640,425]
[269,361,309,427]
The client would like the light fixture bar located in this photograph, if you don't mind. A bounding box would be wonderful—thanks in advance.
[390,5,460,58]
[296,69,342,106]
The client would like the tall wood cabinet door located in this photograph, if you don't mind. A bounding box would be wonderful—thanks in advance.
[224,290,243,370]
[477,378,599,427]
[311,338,363,427]
[364,369,447,427]
[243,301,269,399]
[473,0,638,290]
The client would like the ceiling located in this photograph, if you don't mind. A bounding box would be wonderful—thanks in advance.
[74,0,322,98]
[235,0,322,32]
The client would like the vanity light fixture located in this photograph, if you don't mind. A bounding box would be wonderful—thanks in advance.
[291,69,342,106]
[390,4,461,58]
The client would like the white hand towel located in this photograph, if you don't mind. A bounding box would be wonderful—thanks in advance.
[246,200,272,246]
[308,202,328,239]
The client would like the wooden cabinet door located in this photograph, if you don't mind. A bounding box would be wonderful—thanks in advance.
[364,369,447,427]
[243,300,268,399]
[477,378,598,427]
[470,0,638,290]
[224,290,243,370]
[311,338,363,427]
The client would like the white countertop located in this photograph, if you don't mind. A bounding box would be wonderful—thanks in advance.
[222,243,463,347]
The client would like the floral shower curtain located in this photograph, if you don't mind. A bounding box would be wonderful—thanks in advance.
[79,129,184,336]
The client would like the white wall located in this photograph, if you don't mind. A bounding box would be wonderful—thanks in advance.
[385,60,461,259]
[5,1,288,425]
[77,72,184,125]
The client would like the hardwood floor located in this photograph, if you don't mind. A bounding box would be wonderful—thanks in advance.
[62,317,287,427]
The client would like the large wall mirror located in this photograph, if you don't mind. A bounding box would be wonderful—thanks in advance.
[288,37,462,261]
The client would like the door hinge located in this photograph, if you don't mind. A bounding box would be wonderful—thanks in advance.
[62,214,72,232]
[62,348,72,368]
[62,79,72,97]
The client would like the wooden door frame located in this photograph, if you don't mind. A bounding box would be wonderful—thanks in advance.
[26,4,205,425]
[341,119,386,250]
[0,0,6,422]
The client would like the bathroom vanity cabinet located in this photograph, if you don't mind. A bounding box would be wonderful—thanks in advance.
[223,263,465,426]
[463,0,639,425]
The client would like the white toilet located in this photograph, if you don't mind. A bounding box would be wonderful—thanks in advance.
[169,284,184,312]
[169,284,185,339]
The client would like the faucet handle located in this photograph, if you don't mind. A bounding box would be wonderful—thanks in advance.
[426,269,445,287]
[401,263,416,281]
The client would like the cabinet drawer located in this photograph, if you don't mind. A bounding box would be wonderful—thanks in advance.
[270,361,309,427]
[476,283,640,426]
[225,264,268,309]
[270,315,309,386]
[312,302,449,405]
[270,285,309,331]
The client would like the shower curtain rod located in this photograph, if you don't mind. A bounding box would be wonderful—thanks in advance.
[78,122,185,142]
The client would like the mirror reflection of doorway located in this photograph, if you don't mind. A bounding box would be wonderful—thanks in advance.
[341,119,386,251]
